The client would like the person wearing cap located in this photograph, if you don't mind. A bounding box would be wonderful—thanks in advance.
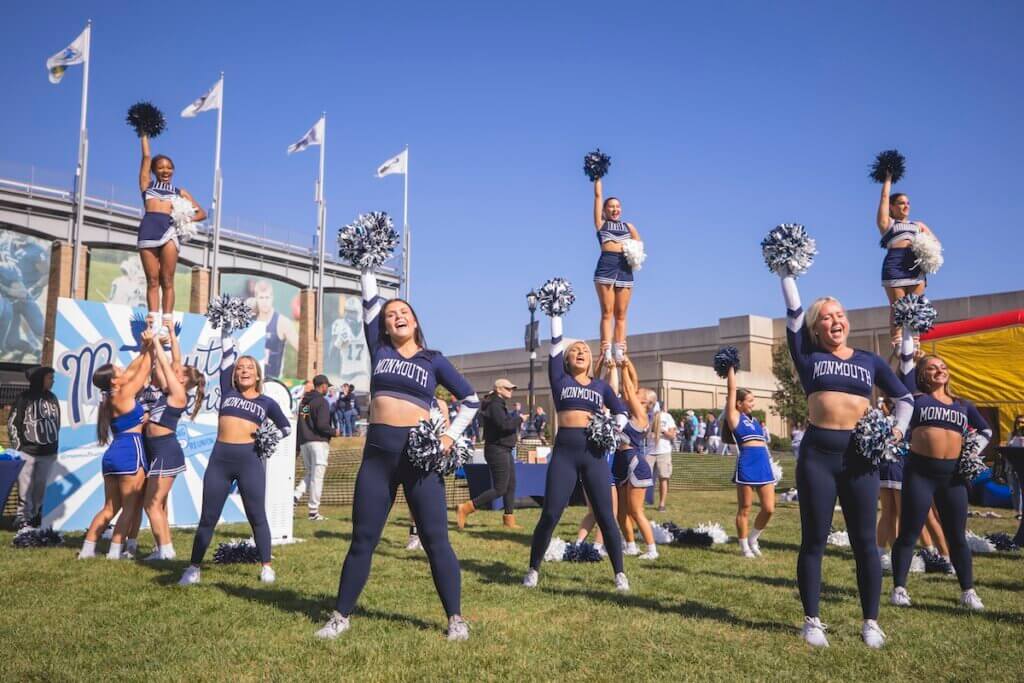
[293,375,338,521]
[8,366,60,528]
[457,378,523,529]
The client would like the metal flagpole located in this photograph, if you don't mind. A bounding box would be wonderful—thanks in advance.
[69,21,92,298]
[402,145,410,301]
[209,73,224,298]
[315,114,327,345]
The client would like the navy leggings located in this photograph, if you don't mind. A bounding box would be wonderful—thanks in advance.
[190,441,271,564]
[335,424,461,617]
[892,453,972,590]
[529,427,624,574]
[796,426,881,619]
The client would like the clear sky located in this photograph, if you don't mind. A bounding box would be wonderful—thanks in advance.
[3,1,1022,355]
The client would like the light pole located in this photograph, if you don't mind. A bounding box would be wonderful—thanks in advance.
[525,289,539,436]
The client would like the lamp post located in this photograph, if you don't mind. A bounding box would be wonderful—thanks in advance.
[526,289,539,436]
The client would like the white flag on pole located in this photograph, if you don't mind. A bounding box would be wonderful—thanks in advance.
[287,117,325,155]
[46,25,89,84]
[181,78,223,117]
[376,149,408,177]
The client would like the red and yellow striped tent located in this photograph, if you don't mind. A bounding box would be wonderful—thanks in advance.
[921,310,1024,443]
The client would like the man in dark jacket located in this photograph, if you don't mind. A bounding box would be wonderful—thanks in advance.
[292,375,337,521]
[457,378,522,529]
[9,366,60,528]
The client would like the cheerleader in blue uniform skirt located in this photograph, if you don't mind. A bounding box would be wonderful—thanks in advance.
[723,365,775,559]
[77,332,155,559]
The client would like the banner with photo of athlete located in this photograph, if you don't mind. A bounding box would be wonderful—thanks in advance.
[85,246,190,310]
[220,273,300,382]
[322,290,370,392]
[43,298,267,531]
[0,226,50,364]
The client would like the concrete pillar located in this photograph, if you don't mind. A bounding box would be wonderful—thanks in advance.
[296,288,320,380]
[190,267,210,314]
[42,240,88,365]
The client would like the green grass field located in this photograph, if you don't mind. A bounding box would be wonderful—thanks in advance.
[1,491,1021,681]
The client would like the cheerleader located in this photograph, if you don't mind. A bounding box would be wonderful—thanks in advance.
[592,177,640,364]
[612,359,657,560]
[723,365,775,559]
[524,311,630,591]
[77,332,155,559]
[876,176,934,348]
[778,273,913,648]
[141,326,205,560]
[138,134,206,334]
[178,320,290,585]
[889,333,991,610]
[316,268,479,641]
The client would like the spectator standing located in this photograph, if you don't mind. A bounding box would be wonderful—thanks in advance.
[791,423,806,461]
[681,410,696,452]
[695,417,707,453]
[336,384,357,437]
[533,406,548,444]
[293,375,338,521]
[644,393,676,512]
[9,366,60,528]
[705,413,722,455]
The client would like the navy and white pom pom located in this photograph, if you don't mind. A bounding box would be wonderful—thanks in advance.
[911,232,944,274]
[892,294,938,334]
[337,211,400,270]
[537,277,575,317]
[956,431,987,482]
[11,527,64,548]
[563,541,602,562]
[406,417,467,475]
[583,149,611,181]
[985,532,1020,552]
[870,149,905,184]
[438,437,474,477]
[586,411,618,454]
[917,548,953,574]
[126,101,166,138]
[213,540,261,564]
[852,409,899,467]
[253,421,283,460]
[713,346,740,378]
[760,223,817,277]
[206,294,255,334]
[673,528,715,548]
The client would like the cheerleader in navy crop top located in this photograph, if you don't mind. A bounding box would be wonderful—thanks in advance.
[181,326,290,586]
[137,134,205,339]
[780,273,913,648]
[318,269,478,642]
[525,312,630,592]
[592,176,641,365]
[876,179,933,347]
[890,332,991,610]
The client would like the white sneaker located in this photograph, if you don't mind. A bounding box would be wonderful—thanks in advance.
[77,550,96,560]
[405,535,422,551]
[178,566,201,586]
[142,550,164,562]
[801,616,829,648]
[623,542,640,556]
[861,619,886,649]
[960,589,985,611]
[749,541,763,558]
[638,548,659,561]
[880,552,892,574]
[447,615,469,641]
[593,542,607,558]
[742,547,756,559]
[890,586,911,607]
[260,565,276,583]
[523,569,539,588]
[315,611,350,639]
[308,512,328,521]
[614,572,630,592]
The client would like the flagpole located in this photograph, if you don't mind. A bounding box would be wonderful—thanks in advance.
[402,144,410,301]
[316,113,327,347]
[69,20,92,299]
[209,73,224,298]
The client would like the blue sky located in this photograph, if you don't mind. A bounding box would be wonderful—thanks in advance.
[3,1,1022,354]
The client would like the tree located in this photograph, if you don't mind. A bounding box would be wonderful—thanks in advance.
[770,344,807,428]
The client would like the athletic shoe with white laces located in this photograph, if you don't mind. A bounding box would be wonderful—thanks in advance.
[623,542,640,556]
[142,550,164,562]
[880,552,892,574]
[614,572,630,592]
[308,512,328,521]
[749,541,763,557]
[593,542,607,558]
[260,565,276,583]
[638,548,659,561]
[405,534,422,551]
[800,616,829,648]
[960,588,985,611]
[861,619,886,649]
[523,569,539,588]
[742,547,756,559]
[315,611,350,639]
[447,615,470,641]
[178,566,201,586]
[890,586,912,607]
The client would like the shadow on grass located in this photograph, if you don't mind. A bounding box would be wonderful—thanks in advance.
[699,569,858,600]
[213,583,435,629]
[459,557,521,584]
[312,530,352,542]
[976,578,1023,592]
[463,528,534,547]
[910,599,1024,625]
[545,585,794,635]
